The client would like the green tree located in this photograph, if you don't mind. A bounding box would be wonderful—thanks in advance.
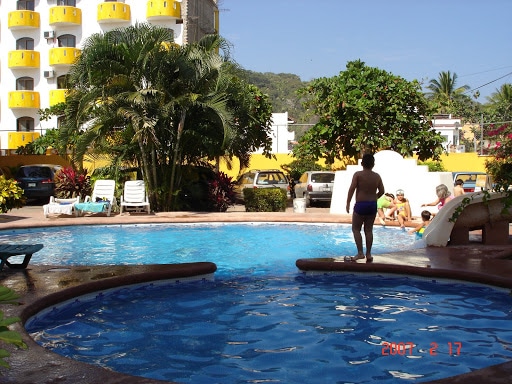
[485,83,512,122]
[59,23,272,211]
[425,70,470,114]
[294,60,443,164]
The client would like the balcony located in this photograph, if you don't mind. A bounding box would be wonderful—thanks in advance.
[97,2,131,23]
[49,89,68,106]
[49,6,82,26]
[8,51,40,69]
[146,0,181,21]
[49,47,81,67]
[8,10,40,29]
[8,91,41,109]
[8,132,41,150]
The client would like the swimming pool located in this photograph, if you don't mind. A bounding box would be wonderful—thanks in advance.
[0,223,420,275]
[26,274,512,383]
[7,223,512,383]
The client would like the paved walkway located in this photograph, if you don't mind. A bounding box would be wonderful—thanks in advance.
[0,205,512,383]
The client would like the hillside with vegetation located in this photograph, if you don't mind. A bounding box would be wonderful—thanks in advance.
[240,69,316,140]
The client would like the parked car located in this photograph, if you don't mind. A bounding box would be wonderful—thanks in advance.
[294,171,336,207]
[15,164,62,202]
[234,169,289,203]
[452,171,488,193]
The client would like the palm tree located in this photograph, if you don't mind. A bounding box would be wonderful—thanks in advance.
[487,83,512,104]
[62,23,171,207]
[426,71,470,114]
[486,83,512,122]
[59,23,273,211]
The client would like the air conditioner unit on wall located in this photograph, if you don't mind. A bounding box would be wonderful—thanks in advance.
[44,70,55,79]
[44,31,55,39]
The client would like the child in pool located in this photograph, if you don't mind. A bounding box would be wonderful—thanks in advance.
[408,210,432,238]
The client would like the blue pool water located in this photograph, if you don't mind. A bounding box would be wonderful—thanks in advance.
[6,224,512,383]
[26,274,512,383]
[0,223,420,276]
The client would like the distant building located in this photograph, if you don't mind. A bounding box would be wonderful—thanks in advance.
[0,0,219,153]
[254,113,295,154]
[432,114,464,153]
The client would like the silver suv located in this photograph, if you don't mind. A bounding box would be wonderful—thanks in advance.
[294,171,336,207]
[234,169,289,202]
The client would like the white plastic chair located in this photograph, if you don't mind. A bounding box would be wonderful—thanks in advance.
[120,180,150,214]
[43,196,80,218]
[75,179,117,216]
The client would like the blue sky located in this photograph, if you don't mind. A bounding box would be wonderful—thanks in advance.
[220,0,512,101]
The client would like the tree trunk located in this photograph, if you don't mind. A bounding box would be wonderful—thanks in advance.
[168,109,186,209]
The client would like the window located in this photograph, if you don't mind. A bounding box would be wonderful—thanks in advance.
[58,34,76,48]
[57,116,65,128]
[57,0,76,6]
[256,172,287,185]
[312,173,335,183]
[57,75,70,89]
[17,0,35,11]
[17,117,34,132]
[16,77,34,91]
[16,37,34,50]
[164,28,174,42]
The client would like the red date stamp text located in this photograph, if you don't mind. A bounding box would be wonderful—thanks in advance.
[381,342,462,356]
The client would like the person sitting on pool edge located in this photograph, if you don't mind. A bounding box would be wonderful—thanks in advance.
[377,192,395,226]
[345,153,385,263]
[422,184,453,212]
[408,210,432,238]
[385,189,411,230]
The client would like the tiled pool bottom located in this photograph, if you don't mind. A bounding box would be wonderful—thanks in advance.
[24,273,512,384]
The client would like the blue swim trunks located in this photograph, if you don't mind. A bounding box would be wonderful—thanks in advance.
[354,201,377,216]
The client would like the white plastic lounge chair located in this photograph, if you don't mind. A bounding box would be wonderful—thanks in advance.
[43,196,80,218]
[74,179,117,216]
[120,180,151,214]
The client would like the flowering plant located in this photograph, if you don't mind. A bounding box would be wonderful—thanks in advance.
[55,167,92,200]
[207,171,235,212]
[485,123,512,190]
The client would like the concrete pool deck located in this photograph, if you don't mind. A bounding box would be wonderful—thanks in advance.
[0,205,512,383]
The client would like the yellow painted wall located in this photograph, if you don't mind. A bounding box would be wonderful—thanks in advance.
[0,151,491,180]
[438,153,490,173]
[219,152,491,179]
[0,154,69,169]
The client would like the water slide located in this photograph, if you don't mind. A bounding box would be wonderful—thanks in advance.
[423,192,512,247]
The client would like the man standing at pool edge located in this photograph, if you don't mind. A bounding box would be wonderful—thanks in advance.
[345,153,385,263]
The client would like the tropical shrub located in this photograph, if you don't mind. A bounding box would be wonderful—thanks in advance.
[207,172,235,212]
[0,286,28,369]
[54,167,92,200]
[243,188,287,212]
[418,160,446,172]
[0,176,25,214]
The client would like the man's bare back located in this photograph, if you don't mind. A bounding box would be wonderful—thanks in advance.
[352,169,383,202]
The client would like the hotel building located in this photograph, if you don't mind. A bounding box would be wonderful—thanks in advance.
[0,0,219,153]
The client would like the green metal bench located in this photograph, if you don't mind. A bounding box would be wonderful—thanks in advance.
[0,244,44,271]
